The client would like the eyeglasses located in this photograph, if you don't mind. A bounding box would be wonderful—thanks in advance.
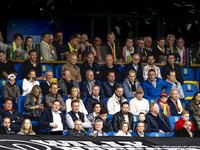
[133,58,140,61]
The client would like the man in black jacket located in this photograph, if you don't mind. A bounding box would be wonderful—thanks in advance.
[162,53,183,84]
[68,120,88,136]
[112,102,133,131]
[0,117,15,134]
[174,121,193,137]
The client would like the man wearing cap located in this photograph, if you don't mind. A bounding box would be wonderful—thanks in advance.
[129,88,149,115]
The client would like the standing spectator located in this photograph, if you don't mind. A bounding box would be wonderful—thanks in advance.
[0,50,17,79]
[82,39,97,61]
[136,38,150,63]
[112,102,133,131]
[80,33,88,53]
[17,119,36,135]
[94,36,104,63]
[122,37,135,62]
[20,49,44,81]
[162,53,183,84]
[129,88,149,115]
[61,54,82,82]
[24,36,34,60]
[176,37,186,64]
[22,69,40,96]
[141,69,172,99]
[58,69,79,97]
[143,54,162,81]
[107,85,127,114]
[123,53,144,83]
[188,92,200,115]
[49,34,58,60]
[40,70,53,96]
[132,121,148,137]
[0,30,8,53]
[89,119,108,136]
[68,120,88,136]
[122,69,142,98]
[144,36,153,53]
[7,33,24,60]
[115,121,132,136]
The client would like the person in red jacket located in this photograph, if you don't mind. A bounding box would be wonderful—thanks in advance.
[174,110,194,131]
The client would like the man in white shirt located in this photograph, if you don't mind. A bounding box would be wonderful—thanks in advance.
[129,88,149,115]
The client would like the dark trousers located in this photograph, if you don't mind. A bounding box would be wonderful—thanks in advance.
[50,131,63,135]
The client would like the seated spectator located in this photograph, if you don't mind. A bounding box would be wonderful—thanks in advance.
[0,31,8,53]
[157,92,171,117]
[188,92,200,116]
[107,84,126,114]
[49,34,58,60]
[87,102,101,131]
[134,112,150,133]
[21,49,44,81]
[7,33,24,60]
[165,70,185,99]
[66,87,88,114]
[22,69,40,96]
[168,89,190,116]
[129,88,149,115]
[132,121,148,137]
[101,71,120,98]
[24,36,34,60]
[145,102,172,136]
[152,36,166,63]
[122,37,135,62]
[123,53,144,83]
[65,100,91,130]
[23,85,43,121]
[100,54,122,82]
[81,70,104,98]
[0,50,17,79]
[85,85,107,114]
[95,108,113,133]
[1,74,21,104]
[143,54,162,80]
[39,100,68,135]
[174,110,194,132]
[141,69,172,99]
[61,54,82,82]
[89,119,108,136]
[58,69,78,97]
[123,69,142,99]
[17,119,36,135]
[174,121,193,137]
[115,121,132,136]
[193,107,200,137]
[80,51,101,81]
[40,70,53,96]
[68,120,88,136]
[112,102,133,131]
[44,83,66,112]
[162,53,183,84]
[0,117,15,134]
[0,98,24,133]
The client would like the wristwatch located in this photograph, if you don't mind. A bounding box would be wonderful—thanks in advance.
[33,106,35,109]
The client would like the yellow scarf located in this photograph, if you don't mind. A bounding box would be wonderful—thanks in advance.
[13,42,17,52]
[113,42,116,62]
[129,47,134,62]
[43,41,50,50]
[68,42,76,52]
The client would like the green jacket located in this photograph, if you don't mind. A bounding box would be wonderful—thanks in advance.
[6,43,24,60]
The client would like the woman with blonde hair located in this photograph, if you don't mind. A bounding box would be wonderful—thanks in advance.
[17,119,36,135]
[66,87,88,114]
[116,121,132,136]
[24,85,43,121]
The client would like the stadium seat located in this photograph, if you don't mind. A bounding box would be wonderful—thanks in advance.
[133,115,139,123]
[196,68,200,87]
[160,67,163,73]
[82,97,87,104]
[147,99,157,104]
[169,132,174,137]
[182,67,195,81]
[148,132,166,137]
[0,79,8,96]
[62,131,69,136]
[118,66,124,74]
[17,96,25,115]
[14,63,23,80]
[107,114,113,123]
[104,98,109,104]
[182,83,198,99]
[107,131,118,136]
[55,65,62,81]
[86,131,93,135]
[62,97,69,103]
[41,64,54,78]
[40,127,47,135]
[16,79,23,95]
[126,98,132,103]
[183,81,199,92]
[168,116,181,131]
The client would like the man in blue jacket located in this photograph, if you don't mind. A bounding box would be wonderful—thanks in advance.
[141,69,172,99]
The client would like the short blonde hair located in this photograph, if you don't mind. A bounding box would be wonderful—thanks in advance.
[166,34,175,41]
[181,110,189,116]
[129,69,136,75]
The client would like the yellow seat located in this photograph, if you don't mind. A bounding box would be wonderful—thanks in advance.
[184,81,199,92]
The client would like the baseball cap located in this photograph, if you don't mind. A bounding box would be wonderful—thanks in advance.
[136,88,144,93]
[160,92,168,97]
[7,74,16,80]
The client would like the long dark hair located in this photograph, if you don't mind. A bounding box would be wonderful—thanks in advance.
[192,92,200,101]
[24,36,34,51]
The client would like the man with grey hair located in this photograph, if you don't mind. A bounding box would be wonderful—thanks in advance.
[58,68,78,97]
[89,119,108,136]
[40,70,54,96]
[68,119,88,136]
[144,36,153,52]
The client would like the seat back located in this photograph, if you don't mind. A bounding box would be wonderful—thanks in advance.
[41,64,54,78]
[55,65,62,81]
[169,116,181,131]
[182,67,195,81]
[107,131,118,136]
[196,68,200,86]
[148,132,166,137]
[17,96,25,114]
[118,66,124,74]
[14,63,23,80]
[0,79,8,96]
[182,83,198,98]
[62,131,68,136]
[16,79,23,95]
[107,114,113,123]
[147,99,157,104]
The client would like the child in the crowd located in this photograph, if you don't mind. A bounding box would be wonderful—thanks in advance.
[96,108,113,133]
[134,112,150,133]
[192,107,200,137]
[174,110,194,132]
[157,92,171,117]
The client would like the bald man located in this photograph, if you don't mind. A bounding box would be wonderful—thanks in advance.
[100,54,123,82]
[174,121,193,137]
[123,53,144,83]
[81,70,105,98]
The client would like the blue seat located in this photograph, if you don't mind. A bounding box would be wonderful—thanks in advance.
[148,132,166,137]
[17,96,25,115]
[79,82,81,90]
[182,83,198,98]
[196,68,200,86]
[63,97,69,103]
[40,127,47,135]
[107,114,113,123]
[160,67,163,73]
[86,131,93,135]
[41,64,54,78]
[107,131,118,136]
[104,98,109,104]
[133,115,139,123]
[118,66,124,74]
[0,79,8,96]
[182,67,195,81]
[14,63,23,80]
[62,131,69,136]
[168,116,181,131]
[82,97,87,104]
[147,99,157,104]
[169,132,174,137]
[126,98,132,103]
[55,65,62,81]
[16,79,23,95]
